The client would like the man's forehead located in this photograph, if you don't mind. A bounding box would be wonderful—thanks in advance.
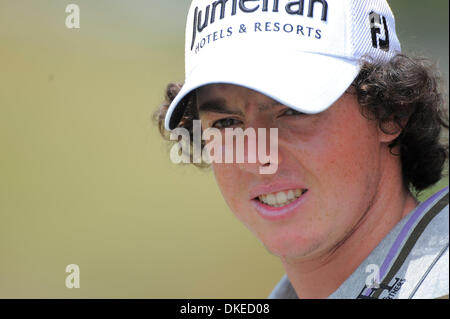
[196,84,283,113]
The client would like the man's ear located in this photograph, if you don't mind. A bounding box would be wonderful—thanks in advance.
[377,117,406,144]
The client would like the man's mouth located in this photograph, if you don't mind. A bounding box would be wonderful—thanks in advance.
[256,189,308,208]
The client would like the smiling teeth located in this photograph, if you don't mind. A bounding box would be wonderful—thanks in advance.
[258,189,306,207]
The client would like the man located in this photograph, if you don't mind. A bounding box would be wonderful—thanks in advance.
[156,0,449,299]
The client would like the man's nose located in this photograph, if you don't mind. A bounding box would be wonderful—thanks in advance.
[237,158,274,175]
[234,127,280,175]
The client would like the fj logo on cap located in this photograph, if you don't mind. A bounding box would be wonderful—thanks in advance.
[369,11,390,52]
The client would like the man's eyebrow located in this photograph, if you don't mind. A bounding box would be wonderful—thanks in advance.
[198,98,244,116]
[258,100,284,112]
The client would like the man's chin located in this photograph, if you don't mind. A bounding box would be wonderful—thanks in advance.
[261,237,324,262]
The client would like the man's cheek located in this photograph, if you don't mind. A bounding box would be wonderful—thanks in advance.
[212,164,241,202]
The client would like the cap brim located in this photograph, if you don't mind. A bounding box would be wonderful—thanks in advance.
[164,51,360,130]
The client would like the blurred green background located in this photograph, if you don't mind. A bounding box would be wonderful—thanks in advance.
[0,1,448,298]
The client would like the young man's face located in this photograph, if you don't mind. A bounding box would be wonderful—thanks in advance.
[197,84,385,261]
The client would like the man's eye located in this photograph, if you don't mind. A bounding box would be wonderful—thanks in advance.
[282,108,304,117]
[212,118,242,129]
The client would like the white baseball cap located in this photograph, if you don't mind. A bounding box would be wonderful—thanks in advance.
[164,0,401,130]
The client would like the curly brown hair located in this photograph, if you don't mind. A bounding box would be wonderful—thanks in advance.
[154,54,449,192]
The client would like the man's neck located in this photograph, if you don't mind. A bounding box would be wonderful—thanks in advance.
[280,159,419,299]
